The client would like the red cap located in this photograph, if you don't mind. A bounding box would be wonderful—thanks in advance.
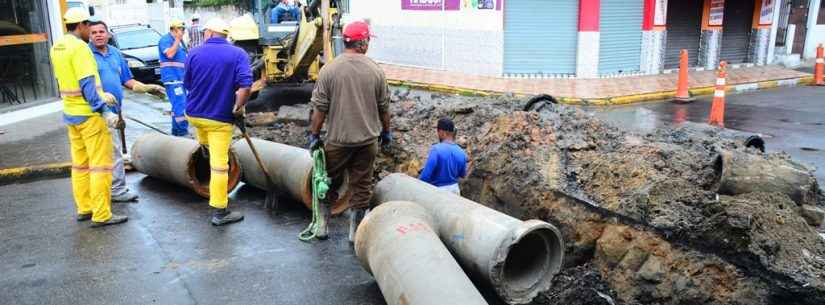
[343,21,373,42]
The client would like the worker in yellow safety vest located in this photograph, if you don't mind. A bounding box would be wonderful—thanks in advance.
[50,7,128,227]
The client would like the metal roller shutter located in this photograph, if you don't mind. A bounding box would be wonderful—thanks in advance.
[720,0,756,64]
[664,0,703,69]
[504,0,578,75]
[599,0,643,75]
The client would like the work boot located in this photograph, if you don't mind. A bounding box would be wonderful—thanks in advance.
[348,208,367,243]
[76,213,92,222]
[90,214,128,227]
[211,208,244,226]
[199,145,210,160]
[315,202,330,240]
[112,190,139,202]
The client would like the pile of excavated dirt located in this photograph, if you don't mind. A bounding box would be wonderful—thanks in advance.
[248,88,825,305]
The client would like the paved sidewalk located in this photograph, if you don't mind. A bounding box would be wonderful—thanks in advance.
[381,63,814,104]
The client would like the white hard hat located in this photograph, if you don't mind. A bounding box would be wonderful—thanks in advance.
[64,7,91,24]
[203,18,229,35]
[191,13,201,21]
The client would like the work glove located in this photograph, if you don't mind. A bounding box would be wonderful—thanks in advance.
[308,133,323,151]
[379,130,392,150]
[133,83,166,98]
[101,92,118,106]
[103,112,124,130]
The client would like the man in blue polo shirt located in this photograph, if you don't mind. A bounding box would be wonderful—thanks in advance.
[184,18,253,226]
[419,117,469,195]
[89,19,166,202]
[158,19,189,136]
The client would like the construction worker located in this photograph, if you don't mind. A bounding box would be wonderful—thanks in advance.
[419,117,468,195]
[184,18,253,226]
[50,8,127,227]
[89,19,167,202]
[188,14,204,48]
[308,20,392,241]
[158,19,189,136]
[270,0,300,24]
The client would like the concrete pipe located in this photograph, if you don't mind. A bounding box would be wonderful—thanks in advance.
[373,173,565,304]
[131,133,242,198]
[354,201,489,305]
[232,138,352,215]
[715,150,818,205]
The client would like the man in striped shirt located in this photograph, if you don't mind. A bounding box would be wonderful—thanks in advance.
[188,14,204,48]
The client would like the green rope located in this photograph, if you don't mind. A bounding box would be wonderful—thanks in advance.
[298,149,330,241]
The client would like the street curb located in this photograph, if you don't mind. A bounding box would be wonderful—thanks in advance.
[387,75,815,105]
[0,162,71,185]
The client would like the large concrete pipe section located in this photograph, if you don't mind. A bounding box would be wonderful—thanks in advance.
[232,138,352,214]
[354,201,489,305]
[373,173,565,304]
[131,133,242,198]
[715,150,818,205]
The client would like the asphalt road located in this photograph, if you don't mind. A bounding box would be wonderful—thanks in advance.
[587,85,825,182]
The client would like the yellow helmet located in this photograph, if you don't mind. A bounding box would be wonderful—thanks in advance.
[228,15,260,41]
[204,18,230,35]
[169,19,185,29]
[64,7,91,24]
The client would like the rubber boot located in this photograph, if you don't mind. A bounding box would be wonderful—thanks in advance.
[91,214,128,227]
[76,213,92,222]
[315,202,330,240]
[211,208,244,226]
[348,208,367,243]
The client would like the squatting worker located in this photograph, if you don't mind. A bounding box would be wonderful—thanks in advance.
[184,18,253,226]
[308,20,392,241]
[158,19,189,136]
[89,19,167,203]
[50,8,127,227]
[419,117,469,195]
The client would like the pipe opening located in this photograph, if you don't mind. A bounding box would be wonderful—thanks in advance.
[188,149,243,198]
[302,168,352,215]
[502,227,563,294]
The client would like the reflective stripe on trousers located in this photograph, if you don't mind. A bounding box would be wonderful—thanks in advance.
[188,116,234,209]
[68,116,114,222]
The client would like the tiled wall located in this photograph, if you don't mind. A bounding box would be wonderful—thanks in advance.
[640,30,666,74]
[749,28,771,65]
[699,30,722,69]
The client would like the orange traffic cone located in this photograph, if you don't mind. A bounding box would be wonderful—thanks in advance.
[815,44,824,86]
[672,49,694,103]
[708,61,727,128]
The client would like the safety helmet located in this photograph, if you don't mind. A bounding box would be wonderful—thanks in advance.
[343,20,373,42]
[204,18,230,35]
[191,13,201,21]
[64,7,91,24]
[169,19,185,29]
[228,15,260,41]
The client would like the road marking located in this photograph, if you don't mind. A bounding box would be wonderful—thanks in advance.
[0,101,62,127]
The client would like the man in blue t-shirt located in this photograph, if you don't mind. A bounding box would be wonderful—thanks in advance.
[419,117,469,195]
[89,19,166,203]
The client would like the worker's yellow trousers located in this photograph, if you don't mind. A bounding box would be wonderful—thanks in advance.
[67,116,114,222]
[188,117,233,209]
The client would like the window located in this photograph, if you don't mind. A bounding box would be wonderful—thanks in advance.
[114,29,162,50]
[0,0,58,105]
[818,0,825,24]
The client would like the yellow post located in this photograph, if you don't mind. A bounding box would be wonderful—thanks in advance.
[321,0,333,63]
[59,0,68,32]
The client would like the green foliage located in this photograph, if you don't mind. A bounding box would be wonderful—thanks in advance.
[189,0,251,9]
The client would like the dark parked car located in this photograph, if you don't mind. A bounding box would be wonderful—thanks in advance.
[109,24,162,83]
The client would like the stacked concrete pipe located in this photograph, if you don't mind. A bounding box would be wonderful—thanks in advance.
[355,201,489,305]
[131,133,242,197]
[232,138,352,215]
[372,173,565,304]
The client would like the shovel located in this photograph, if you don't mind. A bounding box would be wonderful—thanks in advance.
[234,114,279,211]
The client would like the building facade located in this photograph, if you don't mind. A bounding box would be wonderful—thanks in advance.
[347,0,817,78]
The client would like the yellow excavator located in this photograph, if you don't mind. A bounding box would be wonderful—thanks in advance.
[229,0,343,108]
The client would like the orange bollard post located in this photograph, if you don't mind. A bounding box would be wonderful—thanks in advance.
[815,44,824,86]
[672,49,694,103]
[708,61,727,128]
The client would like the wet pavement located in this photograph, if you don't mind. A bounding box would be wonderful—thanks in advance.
[586,85,825,182]
[0,173,509,305]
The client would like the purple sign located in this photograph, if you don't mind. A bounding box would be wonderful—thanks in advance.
[401,0,460,11]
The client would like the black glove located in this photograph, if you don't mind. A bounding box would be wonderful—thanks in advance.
[233,112,246,133]
[379,130,392,149]
[308,133,323,151]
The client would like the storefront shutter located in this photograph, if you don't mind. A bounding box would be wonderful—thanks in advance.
[599,0,643,75]
[664,0,703,69]
[720,0,756,64]
[503,0,579,75]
